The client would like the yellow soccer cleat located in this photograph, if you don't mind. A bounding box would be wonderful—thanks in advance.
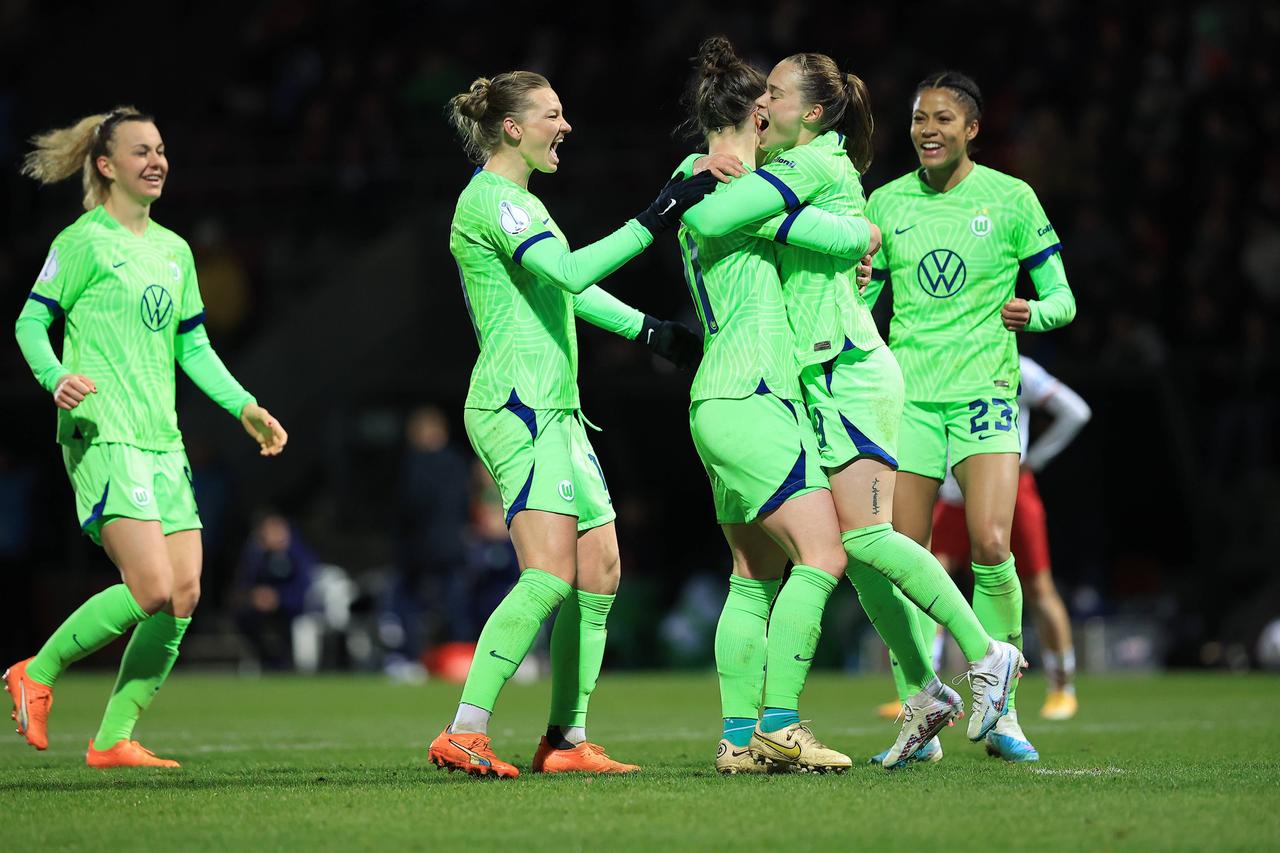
[750,722,851,774]
[1040,689,1078,721]
[715,739,767,775]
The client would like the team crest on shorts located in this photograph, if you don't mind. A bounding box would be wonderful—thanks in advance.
[558,480,575,502]
[132,487,152,507]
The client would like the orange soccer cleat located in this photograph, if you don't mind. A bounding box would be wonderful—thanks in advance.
[4,658,53,750]
[531,737,640,774]
[428,729,519,778]
[86,739,181,768]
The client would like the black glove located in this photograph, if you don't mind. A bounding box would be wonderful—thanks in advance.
[640,314,703,372]
[635,171,720,236]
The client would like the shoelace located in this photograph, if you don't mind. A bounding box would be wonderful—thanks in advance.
[131,742,158,757]
[953,669,1000,711]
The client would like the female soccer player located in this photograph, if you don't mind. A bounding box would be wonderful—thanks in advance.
[862,71,1077,761]
[675,37,881,774]
[431,71,714,778]
[928,356,1091,722]
[6,107,288,768]
[681,54,1025,769]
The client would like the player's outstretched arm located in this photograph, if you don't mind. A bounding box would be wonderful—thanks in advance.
[572,286,701,371]
[520,173,718,295]
[748,207,877,260]
[680,170,789,237]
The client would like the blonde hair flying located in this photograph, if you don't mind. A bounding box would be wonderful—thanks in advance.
[20,106,151,210]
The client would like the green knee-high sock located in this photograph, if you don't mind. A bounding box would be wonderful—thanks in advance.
[915,606,939,669]
[845,555,935,701]
[93,612,190,746]
[27,584,150,686]
[548,590,615,730]
[887,601,941,702]
[762,566,838,711]
[460,569,572,712]
[971,556,1023,707]
[843,524,991,662]
[715,575,781,719]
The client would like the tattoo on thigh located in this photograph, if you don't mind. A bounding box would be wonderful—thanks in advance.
[871,477,881,515]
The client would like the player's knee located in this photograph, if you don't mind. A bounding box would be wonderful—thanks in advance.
[970,528,1010,566]
[170,578,201,618]
[129,575,173,614]
[804,544,847,579]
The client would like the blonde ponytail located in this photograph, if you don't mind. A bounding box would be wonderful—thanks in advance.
[21,106,149,210]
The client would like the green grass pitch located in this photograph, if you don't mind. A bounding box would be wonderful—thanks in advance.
[3,672,1277,850]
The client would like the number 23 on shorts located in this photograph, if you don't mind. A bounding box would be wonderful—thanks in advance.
[968,398,1013,436]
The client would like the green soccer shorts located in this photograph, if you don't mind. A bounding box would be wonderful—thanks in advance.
[799,344,903,471]
[62,441,202,546]
[689,384,828,525]
[465,396,614,532]
[897,395,1023,480]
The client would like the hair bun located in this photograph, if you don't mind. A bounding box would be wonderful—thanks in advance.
[459,78,491,121]
[696,36,737,76]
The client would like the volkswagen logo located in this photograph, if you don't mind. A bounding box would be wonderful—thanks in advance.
[916,249,967,299]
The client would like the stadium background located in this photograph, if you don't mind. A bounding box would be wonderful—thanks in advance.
[1,1,1277,676]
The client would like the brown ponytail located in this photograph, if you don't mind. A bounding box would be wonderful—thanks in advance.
[784,53,875,173]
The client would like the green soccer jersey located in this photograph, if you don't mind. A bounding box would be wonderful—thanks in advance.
[451,171,582,410]
[677,172,800,403]
[24,206,208,451]
[450,170,652,411]
[761,132,884,364]
[682,132,883,368]
[865,164,1073,402]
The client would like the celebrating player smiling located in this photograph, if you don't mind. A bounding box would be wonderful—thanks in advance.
[6,107,287,768]
[680,53,1027,769]
[429,71,713,778]
[863,71,1076,762]
[674,37,882,774]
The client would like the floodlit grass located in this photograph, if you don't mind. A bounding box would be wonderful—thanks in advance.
[3,672,1277,850]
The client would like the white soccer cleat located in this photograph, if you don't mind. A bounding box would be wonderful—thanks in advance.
[985,708,1040,762]
[880,683,964,769]
[958,640,1027,741]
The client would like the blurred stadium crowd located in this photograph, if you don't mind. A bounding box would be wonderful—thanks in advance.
[1,1,1277,673]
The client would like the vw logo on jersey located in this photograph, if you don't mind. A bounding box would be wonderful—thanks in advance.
[970,214,992,237]
[916,249,967,299]
[498,200,531,236]
[140,285,174,331]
